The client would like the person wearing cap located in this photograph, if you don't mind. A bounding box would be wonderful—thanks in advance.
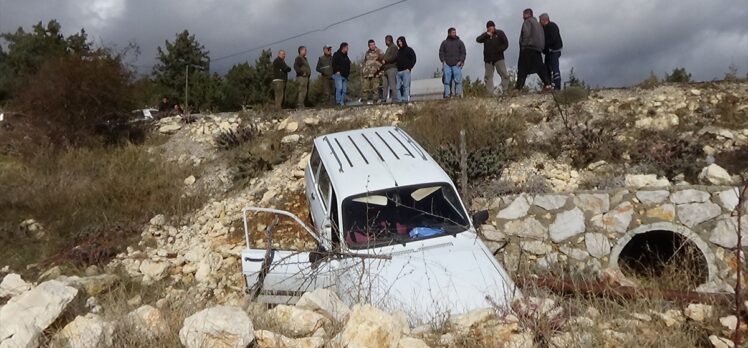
[516,8,552,91]
[362,39,383,104]
[380,35,398,103]
[294,46,311,109]
[315,45,334,105]
[540,13,563,90]
[272,50,292,109]
[476,20,510,95]
[332,42,351,106]
[439,27,466,98]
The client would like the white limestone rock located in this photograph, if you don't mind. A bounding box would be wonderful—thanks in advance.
[549,208,586,243]
[179,306,254,348]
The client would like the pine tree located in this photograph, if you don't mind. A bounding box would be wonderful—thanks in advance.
[152,30,210,104]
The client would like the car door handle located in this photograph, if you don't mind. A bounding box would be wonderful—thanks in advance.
[310,192,315,200]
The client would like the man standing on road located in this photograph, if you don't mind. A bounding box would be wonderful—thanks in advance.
[362,40,384,104]
[476,20,510,95]
[272,50,292,109]
[315,45,334,105]
[380,35,398,103]
[332,42,351,106]
[516,8,552,91]
[540,13,563,90]
[395,36,416,103]
[294,46,311,109]
[439,27,466,98]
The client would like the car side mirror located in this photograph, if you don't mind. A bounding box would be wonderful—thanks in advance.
[472,210,489,227]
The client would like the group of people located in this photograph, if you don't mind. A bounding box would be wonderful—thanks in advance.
[271,8,563,108]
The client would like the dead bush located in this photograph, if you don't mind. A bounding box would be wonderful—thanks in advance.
[715,94,748,129]
[214,123,261,150]
[628,129,705,182]
[0,145,204,270]
[13,50,136,147]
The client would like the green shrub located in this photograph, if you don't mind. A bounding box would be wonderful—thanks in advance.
[553,86,588,106]
[628,129,705,181]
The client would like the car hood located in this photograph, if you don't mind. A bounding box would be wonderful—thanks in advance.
[335,232,521,323]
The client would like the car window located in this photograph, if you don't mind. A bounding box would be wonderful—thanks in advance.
[342,184,470,249]
[310,146,321,180]
[318,164,331,209]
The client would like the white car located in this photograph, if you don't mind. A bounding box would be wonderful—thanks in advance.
[241,126,520,320]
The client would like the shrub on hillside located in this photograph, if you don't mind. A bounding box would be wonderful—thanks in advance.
[215,123,261,150]
[628,129,705,181]
[400,101,526,185]
[553,86,589,106]
[13,50,135,147]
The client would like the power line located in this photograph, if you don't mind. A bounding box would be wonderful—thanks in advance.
[211,0,408,62]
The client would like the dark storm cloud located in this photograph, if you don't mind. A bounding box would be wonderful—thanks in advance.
[1,0,746,87]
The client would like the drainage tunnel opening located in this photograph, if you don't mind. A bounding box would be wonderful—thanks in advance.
[618,230,708,289]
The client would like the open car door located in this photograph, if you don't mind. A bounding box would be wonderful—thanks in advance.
[240,207,336,304]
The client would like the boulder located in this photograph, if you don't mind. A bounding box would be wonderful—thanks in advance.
[719,315,737,331]
[520,240,552,255]
[334,304,403,348]
[0,273,31,298]
[126,305,170,338]
[449,308,495,332]
[179,306,254,348]
[0,280,78,348]
[159,124,182,134]
[397,337,430,348]
[670,189,710,204]
[503,217,548,240]
[57,274,119,296]
[254,330,325,348]
[533,194,568,211]
[709,335,735,348]
[601,201,634,233]
[716,188,740,212]
[267,305,330,337]
[295,288,351,324]
[52,313,113,348]
[698,164,733,185]
[573,193,610,215]
[585,233,612,258]
[676,202,722,227]
[184,175,196,186]
[281,134,302,144]
[559,246,590,261]
[709,217,748,249]
[496,196,531,220]
[684,303,713,322]
[549,208,586,243]
[624,174,670,188]
[644,204,676,221]
[139,260,170,281]
[635,190,670,204]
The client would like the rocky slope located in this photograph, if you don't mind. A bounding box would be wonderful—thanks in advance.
[1,81,747,347]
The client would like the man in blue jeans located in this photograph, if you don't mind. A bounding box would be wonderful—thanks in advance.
[395,36,416,102]
[540,13,563,90]
[439,27,466,98]
[331,42,351,106]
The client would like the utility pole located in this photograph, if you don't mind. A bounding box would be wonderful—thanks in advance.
[185,65,189,110]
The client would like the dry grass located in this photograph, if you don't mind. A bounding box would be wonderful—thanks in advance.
[0,143,205,273]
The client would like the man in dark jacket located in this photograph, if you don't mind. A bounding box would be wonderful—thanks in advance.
[272,50,292,109]
[439,27,466,98]
[476,20,510,95]
[315,45,334,105]
[516,8,552,91]
[380,35,398,103]
[395,36,416,102]
[294,46,311,108]
[331,42,351,106]
[540,13,563,90]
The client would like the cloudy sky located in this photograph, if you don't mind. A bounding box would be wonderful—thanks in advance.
[1,0,746,87]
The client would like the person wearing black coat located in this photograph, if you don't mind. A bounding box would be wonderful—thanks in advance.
[540,13,564,90]
[331,42,351,106]
[476,20,511,95]
[272,50,292,109]
[394,36,416,102]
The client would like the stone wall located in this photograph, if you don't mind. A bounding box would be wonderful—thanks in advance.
[477,185,747,292]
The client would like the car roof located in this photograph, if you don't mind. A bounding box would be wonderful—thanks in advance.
[313,126,454,200]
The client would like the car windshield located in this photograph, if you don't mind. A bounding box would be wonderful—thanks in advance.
[342,183,470,249]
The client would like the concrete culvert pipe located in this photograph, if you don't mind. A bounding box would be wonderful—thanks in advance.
[609,222,717,290]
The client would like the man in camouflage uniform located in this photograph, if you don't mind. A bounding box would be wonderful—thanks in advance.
[362,39,383,104]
